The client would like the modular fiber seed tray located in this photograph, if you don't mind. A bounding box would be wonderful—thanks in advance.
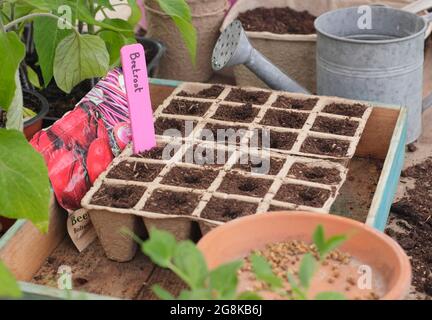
[81,82,372,262]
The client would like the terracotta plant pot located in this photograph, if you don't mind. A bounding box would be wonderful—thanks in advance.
[23,89,49,141]
[197,211,411,300]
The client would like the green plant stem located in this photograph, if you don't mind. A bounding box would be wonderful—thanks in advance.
[4,13,79,35]
[0,10,5,32]
[168,262,195,290]
[87,0,95,34]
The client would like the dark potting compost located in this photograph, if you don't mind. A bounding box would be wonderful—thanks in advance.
[322,103,367,118]
[200,197,258,222]
[311,117,359,137]
[161,166,219,189]
[274,184,331,208]
[217,172,273,197]
[260,109,308,129]
[177,85,224,99]
[142,190,200,216]
[300,137,350,157]
[163,99,212,116]
[91,184,146,209]
[272,96,318,110]
[224,88,270,105]
[211,103,259,123]
[288,163,342,185]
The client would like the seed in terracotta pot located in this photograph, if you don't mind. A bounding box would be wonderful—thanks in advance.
[347,277,356,286]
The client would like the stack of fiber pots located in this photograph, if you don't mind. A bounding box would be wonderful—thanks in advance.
[145,0,229,82]
[223,0,423,93]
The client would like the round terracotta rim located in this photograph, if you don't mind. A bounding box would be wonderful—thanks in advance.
[197,211,412,300]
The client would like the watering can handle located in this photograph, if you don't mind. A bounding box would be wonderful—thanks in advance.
[402,0,432,14]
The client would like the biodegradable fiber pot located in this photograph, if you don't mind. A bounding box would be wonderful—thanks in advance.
[145,0,229,82]
[197,211,412,300]
[223,0,429,93]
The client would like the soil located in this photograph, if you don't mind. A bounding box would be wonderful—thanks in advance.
[200,197,258,222]
[0,110,5,127]
[300,137,350,157]
[288,163,342,185]
[274,184,331,208]
[142,189,200,216]
[268,205,290,212]
[154,117,196,137]
[202,123,249,145]
[91,184,146,208]
[217,172,273,197]
[322,103,367,118]
[106,161,164,182]
[311,116,359,137]
[211,103,259,123]
[131,144,168,160]
[177,85,224,99]
[260,109,308,129]
[225,88,270,105]
[161,166,219,189]
[163,99,211,117]
[386,158,432,298]
[233,156,285,176]
[237,7,316,35]
[183,145,232,167]
[272,96,318,111]
[254,129,298,150]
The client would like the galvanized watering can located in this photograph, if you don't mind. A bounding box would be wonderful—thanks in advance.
[315,5,432,144]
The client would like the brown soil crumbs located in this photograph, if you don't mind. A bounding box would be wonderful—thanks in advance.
[311,116,359,137]
[234,156,285,175]
[300,137,350,157]
[288,163,341,184]
[272,96,318,110]
[183,145,232,166]
[275,184,330,208]
[177,85,224,99]
[254,129,298,150]
[202,123,249,145]
[201,198,258,222]
[132,144,178,160]
[387,158,432,298]
[238,7,316,35]
[143,190,200,215]
[322,103,367,118]
[154,117,195,137]
[212,103,259,123]
[91,184,145,208]
[163,99,211,116]
[260,109,308,129]
[161,166,218,189]
[225,88,270,105]
[217,172,273,197]
[106,161,164,182]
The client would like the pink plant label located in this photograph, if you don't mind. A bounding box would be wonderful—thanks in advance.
[120,43,156,154]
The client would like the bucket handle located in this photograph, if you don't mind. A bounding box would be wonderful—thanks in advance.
[402,0,432,14]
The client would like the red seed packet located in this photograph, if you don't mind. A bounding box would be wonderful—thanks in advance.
[31,68,132,211]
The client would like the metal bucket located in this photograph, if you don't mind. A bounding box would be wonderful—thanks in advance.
[315,6,432,144]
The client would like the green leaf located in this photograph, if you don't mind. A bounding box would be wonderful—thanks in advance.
[237,291,263,300]
[178,288,212,300]
[26,66,42,89]
[156,0,197,65]
[95,0,114,11]
[250,254,282,289]
[298,253,317,289]
[0,32,25,110]
[0,129,50,229]
[127,0,142,27]
[33,16,72,86]
[313,225,325,255]
[313,225,347,260]
[321,235,347,258]
[315,292,346,300]
[152,284,175,300]
[173,241,208,289]
[142,228,177,268]
[53,33,109,93]
[6,72,23,130]
[209,260,242,299]
[287,273,307,300]
[101,18,134,38]
[99,31,135,67]
[0,261,21,298]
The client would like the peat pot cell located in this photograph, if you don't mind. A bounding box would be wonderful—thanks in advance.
[211,103,259,123]
[268,205,291,212]
[322,103,367,118]
[183,146,233,167]
[224,88,270,105]
[274,184,331,208]
[260,109,308,129]
[91,184,146,209]
[161,166,219,189]
[177,85,224,99]
[142,190,200,216]
[253,129,298,151]
[202,123,249,145]
[288,163,342,184]
[131,143,180,161]
[200,197,258,223]
[163,99,211,117]
[311,116,359,137]
[300,137,350,157]
[107,161,164,182]
[233,155,285,175]
[272,96,318,111]
[154,117,196,137]
[217,172,273,197]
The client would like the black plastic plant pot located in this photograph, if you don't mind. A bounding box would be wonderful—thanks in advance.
[136,36,166,77]
[23,89,49,140]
